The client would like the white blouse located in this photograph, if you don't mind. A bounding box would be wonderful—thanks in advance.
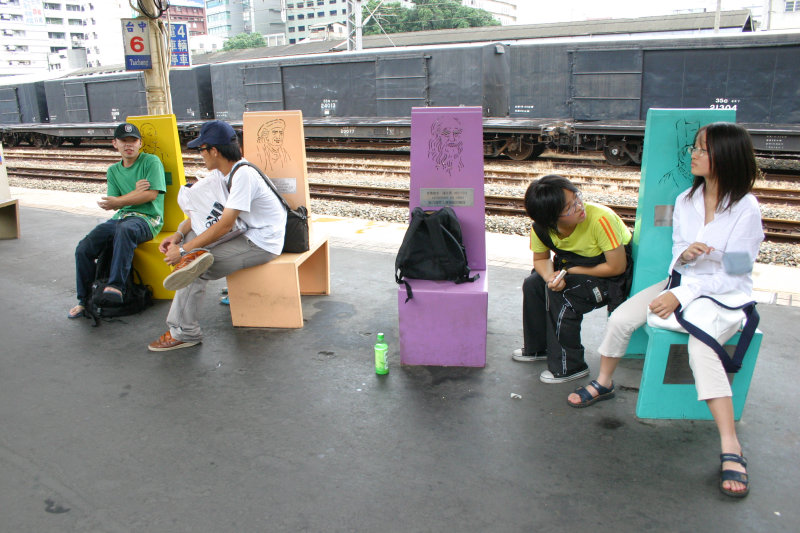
[668,186,764,307]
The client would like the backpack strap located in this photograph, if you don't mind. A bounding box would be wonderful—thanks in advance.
[228,161,291,214]
[532,222,605,269]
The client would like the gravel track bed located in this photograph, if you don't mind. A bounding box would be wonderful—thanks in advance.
[10,172,800,268]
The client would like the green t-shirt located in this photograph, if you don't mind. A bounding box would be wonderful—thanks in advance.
[530,202,631,256]
[108,152,166,237]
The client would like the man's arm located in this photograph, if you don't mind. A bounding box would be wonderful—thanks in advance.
[98,179,158,210]
[566,245,627,278]
[163,207,241,265]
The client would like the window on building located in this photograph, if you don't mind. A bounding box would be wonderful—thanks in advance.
[288,15,294,20]
[318,11,324,17]
[48,31,66,39]
[46,17,64,24]
[44,3,61,9]
[50,46,66,53]
[299,25,305,31]
[330,10,336,15]
[317,0,324,5]
[787,1,800,12]
[66,4,81,11]
[68,18,83,26]
[308,12,314,18]
[288,27,295,32]
[298,13,304,19]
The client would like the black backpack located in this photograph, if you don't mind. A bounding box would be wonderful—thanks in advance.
[395,206,479,302]
[85,242,153,326]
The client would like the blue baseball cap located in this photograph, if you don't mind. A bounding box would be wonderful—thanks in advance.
[187,120,237,148]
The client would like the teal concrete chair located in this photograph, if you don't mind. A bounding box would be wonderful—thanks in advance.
[627,108,761,420]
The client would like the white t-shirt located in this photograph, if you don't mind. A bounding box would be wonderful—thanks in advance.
[225,160,287,255]
[178,159,286,255]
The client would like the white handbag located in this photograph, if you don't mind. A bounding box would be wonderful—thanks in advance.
[646,271,759,373]
[646,290,750,337]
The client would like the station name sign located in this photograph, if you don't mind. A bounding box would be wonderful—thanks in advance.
[121,18,152,71]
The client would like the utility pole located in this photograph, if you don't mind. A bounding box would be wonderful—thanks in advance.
[346,0,364,51]
[136,0,173,115]
[714,0,722,33]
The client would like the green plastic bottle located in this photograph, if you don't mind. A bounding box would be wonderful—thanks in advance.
[374,332,389,375]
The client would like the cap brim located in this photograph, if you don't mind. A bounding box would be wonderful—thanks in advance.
[187,137,203,148]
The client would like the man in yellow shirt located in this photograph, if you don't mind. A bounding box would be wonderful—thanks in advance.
[512,175,632,383]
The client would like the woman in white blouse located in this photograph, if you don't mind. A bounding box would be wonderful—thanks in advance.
[566,122,764,498]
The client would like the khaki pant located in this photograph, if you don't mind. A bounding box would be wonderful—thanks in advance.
[598,280,739,400]
[167,231,278,342]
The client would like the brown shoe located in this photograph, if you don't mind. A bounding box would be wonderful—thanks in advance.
[147,331,200,352]
[163,250,214,291]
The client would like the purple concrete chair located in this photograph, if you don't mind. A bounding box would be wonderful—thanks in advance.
[397,107,488,367]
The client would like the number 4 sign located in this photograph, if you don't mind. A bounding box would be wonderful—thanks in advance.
[121,18,152,70]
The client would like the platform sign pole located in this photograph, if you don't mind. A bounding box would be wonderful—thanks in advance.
[121,0,173,116]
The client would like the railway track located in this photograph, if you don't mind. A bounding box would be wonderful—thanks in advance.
[6,149,800,243]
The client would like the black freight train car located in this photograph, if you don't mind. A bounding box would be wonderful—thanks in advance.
[504,31,800,164]
[0,80,49,124]
[1,31,799,163]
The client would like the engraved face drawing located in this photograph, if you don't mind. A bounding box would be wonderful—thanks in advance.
[659,119,700,188]
[140,122,165,162]
[428,116,464,175]
[257,119,291,171]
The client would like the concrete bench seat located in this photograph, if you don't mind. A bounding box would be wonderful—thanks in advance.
[226,228,329,328]
[397,107,487,367]
[626,108,761,420]
[223,110,330,328]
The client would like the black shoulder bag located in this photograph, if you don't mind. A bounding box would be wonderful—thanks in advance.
[228,162,310,253]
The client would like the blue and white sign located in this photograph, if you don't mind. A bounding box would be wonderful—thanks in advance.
[121,18,152,70]
[169,23,191,67]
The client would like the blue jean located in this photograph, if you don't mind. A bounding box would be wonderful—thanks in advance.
[75,216,152,304]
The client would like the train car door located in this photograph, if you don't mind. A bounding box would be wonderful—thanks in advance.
[242,64,284,113]
[376,55,429,117]
[569,48,643,121]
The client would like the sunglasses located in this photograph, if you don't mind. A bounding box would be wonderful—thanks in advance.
[195,146,212,153]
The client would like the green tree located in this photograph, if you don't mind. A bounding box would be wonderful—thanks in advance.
[363,0,500,35]
[222,32,266,51]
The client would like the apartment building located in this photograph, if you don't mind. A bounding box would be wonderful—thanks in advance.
[0,0,132,77]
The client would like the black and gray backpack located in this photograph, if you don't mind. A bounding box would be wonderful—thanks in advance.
[395,206,478,302]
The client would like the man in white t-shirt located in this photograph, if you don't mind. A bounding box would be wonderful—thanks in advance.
[147,121,287,351]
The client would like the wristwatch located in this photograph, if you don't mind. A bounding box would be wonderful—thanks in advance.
[179,246,187,256]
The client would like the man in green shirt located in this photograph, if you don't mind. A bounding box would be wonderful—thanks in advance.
[68,122,166,319]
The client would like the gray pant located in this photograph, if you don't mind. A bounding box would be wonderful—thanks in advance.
[167,231,277,342]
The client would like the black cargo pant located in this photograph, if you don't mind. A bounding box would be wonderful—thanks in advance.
[522,270,611,377]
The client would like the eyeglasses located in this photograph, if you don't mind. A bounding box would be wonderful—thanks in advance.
[560,191,584,218]
[196,146,211,153]
[687,146,708,156]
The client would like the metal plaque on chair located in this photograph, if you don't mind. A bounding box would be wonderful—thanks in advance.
[654,205,674,227]
[420,188,474,207]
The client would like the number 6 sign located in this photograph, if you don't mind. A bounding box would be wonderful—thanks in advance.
[121,18,152,71]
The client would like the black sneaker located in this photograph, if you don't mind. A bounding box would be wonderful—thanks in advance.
[511,348,548,363]
[539,368,590,384]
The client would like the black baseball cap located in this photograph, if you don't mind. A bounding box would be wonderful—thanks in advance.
[114,122,141,140]
[187,120,237,149]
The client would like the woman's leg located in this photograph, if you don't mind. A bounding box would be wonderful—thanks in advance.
[707,397,747,494]
[688,322,747,495]
[568,280,665,405]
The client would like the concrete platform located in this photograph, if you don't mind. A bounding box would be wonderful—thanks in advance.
[1,205,799,532]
